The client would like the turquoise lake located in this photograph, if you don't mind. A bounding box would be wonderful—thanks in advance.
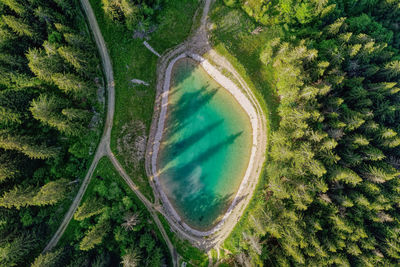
[157,58,252,230]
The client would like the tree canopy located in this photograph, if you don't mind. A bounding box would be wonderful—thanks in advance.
[0,0,103,265]
[218,0,400,265]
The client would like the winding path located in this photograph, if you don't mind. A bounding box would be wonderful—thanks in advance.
[43,0,178,266]
[43,0,114,252]
[44,0,265,266]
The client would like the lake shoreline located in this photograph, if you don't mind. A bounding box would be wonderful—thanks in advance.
[156,57,253,231]
[150,52,260,236]
[144,0,267,251]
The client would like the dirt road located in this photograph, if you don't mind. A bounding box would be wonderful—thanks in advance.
[44,0,264,265]
[42,0,114,252]
[43,0,178,266]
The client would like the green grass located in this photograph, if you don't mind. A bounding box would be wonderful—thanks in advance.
[87,0,199,201]
[69,0,279,264]
[157,212,209,267]
[208,0,281,259]
[211,248,218,263]
[209,1,281,131]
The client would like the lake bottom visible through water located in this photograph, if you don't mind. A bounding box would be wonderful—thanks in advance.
[157,58,252,230]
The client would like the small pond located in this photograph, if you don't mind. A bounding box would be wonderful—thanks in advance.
[157,58,252,230]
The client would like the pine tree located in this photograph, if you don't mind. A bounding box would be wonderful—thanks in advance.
[79,221,110,251]
[0,153,18,182]
[62,108,91,122]
[53,0,74,17]
[42,40,59,56]
[0,106,22,125]
[30,94,81,135]
[57,46,86,72]
[383,60,400,79]
[64,33,90,50]
[0,1,104,264]
[0,53,24,69]
[121,248,141,267]
[31,249,62,267]
[0,186,38,209]
[51,72,90,96]
[0,130,59,159]
[33,179,68,206]
[0,0,25,15]
[74,198,105,221]
[325,17,346,36]
[26,48,61,82]
[0,233,36,266]
[2,15,34,37]
[224,0,400,265]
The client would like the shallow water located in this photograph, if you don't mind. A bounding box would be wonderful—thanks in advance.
[157,58,252,230]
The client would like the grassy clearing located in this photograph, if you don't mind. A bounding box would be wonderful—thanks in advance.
[209,1,281,131]
[87,0,199,201]
[209,0,280,257]
[157,212,209,267]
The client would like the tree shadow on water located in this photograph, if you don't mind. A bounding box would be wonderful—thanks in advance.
[165,119,223,157]
[159,131,244,225]
[167,176,249,230]
[181,189,234,228]
[158,58,249,230]
[160,131,242,172]
[165,86,219,137]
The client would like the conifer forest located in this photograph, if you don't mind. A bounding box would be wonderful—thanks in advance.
[1,0,400,266]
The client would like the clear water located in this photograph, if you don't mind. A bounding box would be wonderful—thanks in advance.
[157,58,252,230]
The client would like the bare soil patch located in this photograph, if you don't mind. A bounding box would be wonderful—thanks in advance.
[117,120,147,173]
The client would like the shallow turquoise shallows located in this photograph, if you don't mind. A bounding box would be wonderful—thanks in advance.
[158,58,252,230]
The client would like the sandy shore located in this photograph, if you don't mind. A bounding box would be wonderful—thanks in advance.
[144,0,267,250]
[150,52,260,236]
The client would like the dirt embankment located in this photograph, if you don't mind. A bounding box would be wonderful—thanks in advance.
[144,0,267,251]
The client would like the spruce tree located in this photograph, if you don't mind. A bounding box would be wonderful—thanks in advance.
[33,179,68,206]
[0,234,36,266]
[0,130,59,159]
[31,249,62,267]
[2,15,34,37]
[0,186,38,209]
[79,221,110,251]
[74,198,105,221]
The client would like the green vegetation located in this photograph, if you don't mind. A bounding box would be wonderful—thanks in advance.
[35,156,170,266]
[88,0,199,200]
[0,0,104,265]
[209,3,277,264]
[4,0,400,265]
[157,212,208,267]
[210,2,280,140]
[101,0,163,32]
[1,0,207,265]
[212,0,400,265]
